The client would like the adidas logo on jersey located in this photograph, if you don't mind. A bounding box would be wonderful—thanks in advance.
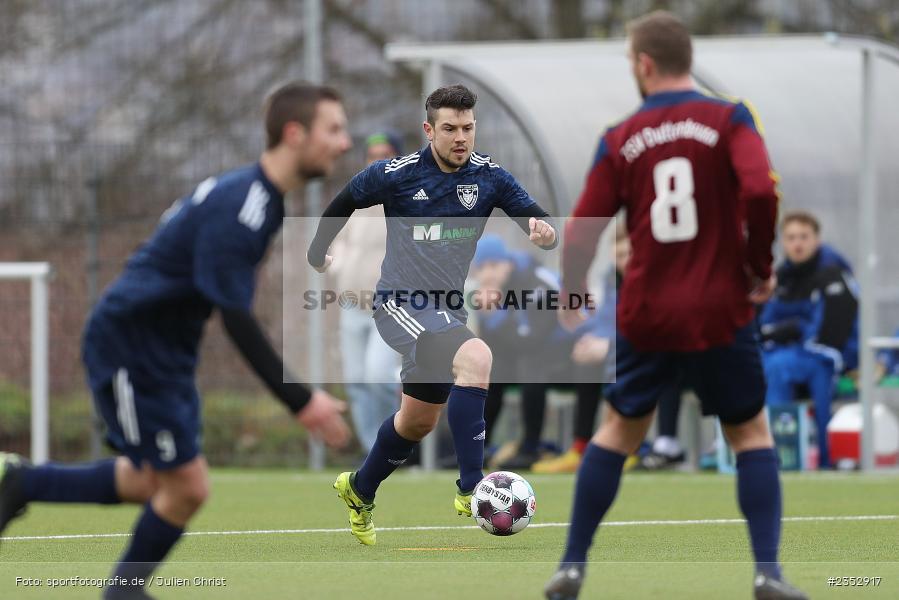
[412,189,429,201]
[473,430,486,441]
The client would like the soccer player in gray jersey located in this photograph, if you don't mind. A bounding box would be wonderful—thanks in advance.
[308,85,557,545]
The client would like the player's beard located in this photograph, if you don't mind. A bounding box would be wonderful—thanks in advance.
[437,146,469,170]
[297,154,329,180]
[299,165,326,180]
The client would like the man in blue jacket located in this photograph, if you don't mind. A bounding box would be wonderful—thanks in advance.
[760,211,859,469]
[878,329,899,379]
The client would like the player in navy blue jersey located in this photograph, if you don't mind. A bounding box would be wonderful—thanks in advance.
[0,82,351,599]
[307,84,557,546]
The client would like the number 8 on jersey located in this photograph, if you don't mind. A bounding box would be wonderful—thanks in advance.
[651,157,697,243]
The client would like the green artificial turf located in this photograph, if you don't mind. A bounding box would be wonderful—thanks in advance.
[1,469,897,599]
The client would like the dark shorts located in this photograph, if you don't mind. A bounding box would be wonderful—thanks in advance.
[373,299,473,404]
[89,367,201,470]
[606,323,766,425]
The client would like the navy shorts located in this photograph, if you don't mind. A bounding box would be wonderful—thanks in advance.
[90,367,202,470]
[373,299,470,398]
[606,323,766,425]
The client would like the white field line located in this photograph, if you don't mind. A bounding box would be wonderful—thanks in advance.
[206,471,899,485]
[4,515,895,543]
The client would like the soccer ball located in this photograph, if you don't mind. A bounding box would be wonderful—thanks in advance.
[471,471,536,536]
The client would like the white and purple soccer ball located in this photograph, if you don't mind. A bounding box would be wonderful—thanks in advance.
[471,471,536,536]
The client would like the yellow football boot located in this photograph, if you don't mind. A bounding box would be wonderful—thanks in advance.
[333,472,376,546]
[532,449,582,474]
[454,485,474,518]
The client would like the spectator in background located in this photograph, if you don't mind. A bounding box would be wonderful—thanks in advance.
[532,224,629,473]
[760,211,859,469]
[329,132,404,451]
[876,328,899,381]
[472,234,563,470]
[636,383,686,469]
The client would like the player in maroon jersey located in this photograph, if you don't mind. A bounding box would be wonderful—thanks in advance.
[545,11,807,600]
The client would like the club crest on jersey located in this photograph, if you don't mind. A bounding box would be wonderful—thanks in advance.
[456,184,478,210]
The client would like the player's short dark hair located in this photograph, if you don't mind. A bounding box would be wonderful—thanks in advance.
[263,81,342,149]
[781,210,821,234]
[425,84,477,125]
[626,10,692,76]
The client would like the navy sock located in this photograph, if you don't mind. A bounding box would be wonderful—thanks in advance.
[561,443,626,565]
[354,415,416,501]
[106,503,184,596]
[447,385,487,492]
[736,448,782,579]
[21,459,120,504]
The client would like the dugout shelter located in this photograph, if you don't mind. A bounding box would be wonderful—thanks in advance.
[387,34,899,471]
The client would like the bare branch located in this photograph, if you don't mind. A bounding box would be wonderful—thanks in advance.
[483,0,540,39]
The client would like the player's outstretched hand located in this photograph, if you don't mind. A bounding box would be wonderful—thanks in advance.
[558,305,588,332]
[748,274,777,304]
[296,389,349,448]
[571,334,610,365]
[309,254,333,274]
[528,217,556,248]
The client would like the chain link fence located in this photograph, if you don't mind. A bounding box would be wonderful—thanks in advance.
[1,0,895,465]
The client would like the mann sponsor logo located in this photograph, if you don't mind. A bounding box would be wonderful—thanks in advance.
[412,223,478,242]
